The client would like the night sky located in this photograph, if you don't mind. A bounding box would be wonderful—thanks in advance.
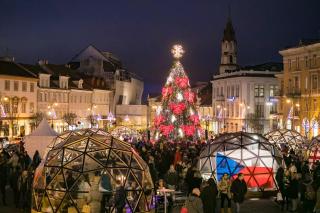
[1,0,320,96]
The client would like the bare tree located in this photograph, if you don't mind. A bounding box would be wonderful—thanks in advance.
[32,112,45,127]
[62,113,77,130]
[245,113,263,133]
[86,114,97,127]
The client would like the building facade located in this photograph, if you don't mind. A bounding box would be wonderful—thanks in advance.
[25,61,113,133]
[212,17,282,134]
[0,58,38,138]
[279,40,320,138]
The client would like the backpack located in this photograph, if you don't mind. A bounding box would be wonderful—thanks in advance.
[305,184,315,200]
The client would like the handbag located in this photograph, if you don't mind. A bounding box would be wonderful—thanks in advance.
[180,206,188,213]
[277,192,283,201]
[180,200,188,213]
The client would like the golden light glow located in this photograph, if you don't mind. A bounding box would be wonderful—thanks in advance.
[3,97,8,101]
[223,107,227,111]
[171,44,184,59]
[239,103,243,107]
[247,106,250,109]
[217,105,221,108]
[286,99,291,103]
[54,103,58,106]
[295,103,300,107]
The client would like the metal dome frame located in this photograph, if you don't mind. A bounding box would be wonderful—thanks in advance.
[264,129,308,152]
[199,131,282,191]
[32,129,154,213]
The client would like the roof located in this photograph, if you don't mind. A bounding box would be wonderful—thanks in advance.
[240,62,283,72]
[282,39,320,50]
[0,60,37,78]
[28,118,58,136]
[223,17,236,42]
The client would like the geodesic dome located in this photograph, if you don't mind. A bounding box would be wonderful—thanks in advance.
[199,132,282,191]
[308,135,320,165]
[111,126,142,143]
[32,129,154,213]
[264,129,308,152]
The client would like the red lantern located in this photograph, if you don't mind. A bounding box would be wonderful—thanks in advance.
[184,91,195,103]
[162,87,173,98]
[175,77,189,89]
[169,102,186,115]
[182,125,196,136]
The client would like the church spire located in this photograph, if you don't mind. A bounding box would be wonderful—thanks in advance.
[223,6,236,42]
[219,7,238,74]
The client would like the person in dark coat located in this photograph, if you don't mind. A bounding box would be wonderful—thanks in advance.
[231,173,247,213]
[288,172,299,212]
[185,188,203,213]
[114,179,126,213]
[0,147,9,205]
[200,178,218,213]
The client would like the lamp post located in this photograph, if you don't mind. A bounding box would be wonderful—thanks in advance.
[47,102,58,129]
[203,114,211,140]
[107,112,115,131]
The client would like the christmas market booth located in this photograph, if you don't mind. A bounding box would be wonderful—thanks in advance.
[199,132,282,191]
[32,129,154,213]
[308,135,320,166]
[264,129,308,153]
[110,126,142,143]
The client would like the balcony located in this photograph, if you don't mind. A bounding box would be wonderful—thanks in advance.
[286,90,301,98]
[270,110,278,115]
[216,95,225,101]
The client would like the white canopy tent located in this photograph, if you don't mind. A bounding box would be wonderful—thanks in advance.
[24,118,58,157]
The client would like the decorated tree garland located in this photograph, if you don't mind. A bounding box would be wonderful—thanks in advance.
[153,45,202,141]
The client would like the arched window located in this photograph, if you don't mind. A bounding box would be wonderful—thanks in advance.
[230,55,233,63]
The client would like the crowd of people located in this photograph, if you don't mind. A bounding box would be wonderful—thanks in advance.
[5,135,320,213]
[0,142,41,212]
[275,149,320,213]
[133,139,248,213]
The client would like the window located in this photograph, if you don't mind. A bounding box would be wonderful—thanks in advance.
[30,102,34,113]
[235,85,240,97]
[313,54,317,66]
[270,85,279,97]
[288,59,291,70]
[231,85,235,97]
[14,81,19,91]
[227,86,230,97]
[22,82,27,92]
[4,103,10,113]
[230,55,233,64]
[21,102,26,113]
[12,98,18,113]
[255,85,264,97]
[305,56,309,68]
[254,85,259,97]
[312,74,318,90]
[255,104,264,118]
[79,95,82,103]
[259,85,264,97]
[30,83,34,92]
[296,57,299,69]
[294,76,300,90]
[5,80,10,91]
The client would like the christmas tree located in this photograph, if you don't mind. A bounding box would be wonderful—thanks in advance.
[153,45,202,141]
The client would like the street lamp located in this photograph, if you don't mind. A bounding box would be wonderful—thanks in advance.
[203,114,211,140]
[107,112,116,130]
[47,102,58,129]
